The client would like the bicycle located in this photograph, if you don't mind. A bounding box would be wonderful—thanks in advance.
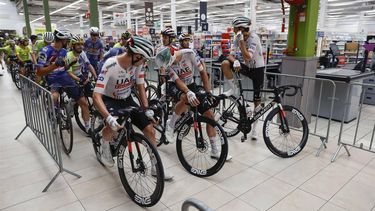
[73,80,104,134]
[8,56,21,89]
[56,87,75,154]
[215,73,309,158]
[90,107,165,207]
[148,74,229,177]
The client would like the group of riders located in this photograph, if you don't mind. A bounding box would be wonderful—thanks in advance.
[0,16,265,181]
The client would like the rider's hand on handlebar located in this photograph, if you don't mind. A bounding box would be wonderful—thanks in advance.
[145,109,157,124]
[187,90,200,107]
[233,60,241,72]
[106,115,123,131]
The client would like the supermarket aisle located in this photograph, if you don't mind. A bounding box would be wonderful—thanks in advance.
[1,69,375,211]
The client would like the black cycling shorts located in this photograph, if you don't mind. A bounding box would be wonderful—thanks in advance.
[227,60,264,101]
[102,95,150,131]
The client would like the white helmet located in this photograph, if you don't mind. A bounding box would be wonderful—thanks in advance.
[178,33,191,42]
[161,28,176,38]
[54,28,71,40]
[43,32,54,43]
[231,16,251,28]
[127,36,154,59]
[89,27,100,35]
[155,47,176,69]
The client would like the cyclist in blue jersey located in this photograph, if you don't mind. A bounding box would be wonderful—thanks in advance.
[36,28,87,114]
[84,27,104,74]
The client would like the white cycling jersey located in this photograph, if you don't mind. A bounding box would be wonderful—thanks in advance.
[168,51,204,85]
[94,56,145,99]
[231,32,265,68]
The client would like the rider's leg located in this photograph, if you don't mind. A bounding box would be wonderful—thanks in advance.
[142,124,156,146]
[169,94,188,128]
[77,96,90,132]
[221,60,237,96]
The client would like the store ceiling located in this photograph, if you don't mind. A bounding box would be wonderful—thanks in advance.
[11,0,375,31]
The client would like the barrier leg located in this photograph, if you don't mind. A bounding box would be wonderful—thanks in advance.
[15,125,28,140]
[316,137,327,157]
[343,145,351,157]
[331,144,351,162]
[42,171,60,192]
[63,168,82,178]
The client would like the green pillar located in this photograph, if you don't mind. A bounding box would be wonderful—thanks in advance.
[43,0,52,32]
[286,0,319,57]
[89,0,99,28]
[22,0,32,36]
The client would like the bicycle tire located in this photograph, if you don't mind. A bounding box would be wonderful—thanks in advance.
[263,105,309,158]
[215,95,241,138]
[14,70,21,90]
[146,85,158,101]
[149,99,167,147]
[176,115,228,177]
[90,111,105,166]
[117,133,165,207]
[59,99,74,155]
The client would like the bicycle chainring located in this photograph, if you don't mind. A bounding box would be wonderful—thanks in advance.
[238,118,252,134]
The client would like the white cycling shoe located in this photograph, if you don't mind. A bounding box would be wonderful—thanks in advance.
[151,166,174,181]
[99,139,115,167]
[211,151,233,161]
[165,120,176,144]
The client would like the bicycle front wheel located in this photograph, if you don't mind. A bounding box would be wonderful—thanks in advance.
[59,101,74,155]
[263,105,309,158]
[117,133,164,207]
[176,116,228,177]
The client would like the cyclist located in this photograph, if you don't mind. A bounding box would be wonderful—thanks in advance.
[84,27,104,74]
[113,31,131,48]
[220,16,265,140]
[156,46,232,161]
[92,36,174,180]
[0,40,17,65]
[36,28,81,108]
[97,32,131,71]
[16,37,35,76]
[66,35,98,133]
[33,32,54,59]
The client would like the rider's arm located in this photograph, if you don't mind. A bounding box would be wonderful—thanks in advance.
[68,71,80,82]
[93,92,110,119]
[99,40,104,61]
[36,49,57,76]
[135,66,148,108]
[168,68,190,94]
[191,53,211,92]
[88,63,97,79]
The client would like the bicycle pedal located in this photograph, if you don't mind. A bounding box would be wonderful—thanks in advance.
[241,135,247,142]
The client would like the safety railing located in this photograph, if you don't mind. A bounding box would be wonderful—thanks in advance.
[332,81,375,162]
[15,75,80,192]
[181,198,214,211]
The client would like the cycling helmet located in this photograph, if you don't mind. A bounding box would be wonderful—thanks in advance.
[155,47,176,69]
[21,37,29,42]
[89,27,100,35]
[30,35,38,40]
[121,31,131,40]
[43,32,54,43]
[231,16,251,28]
[178,33,191,42]
[70,35,84,45]
[127,36,154,59]
[161,28,176,38]
[54,28,71,40]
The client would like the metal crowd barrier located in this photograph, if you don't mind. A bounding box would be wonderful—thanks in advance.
[332,81,375,162]
[181,198,214,211]
[265,72,336,156]
[15,75,81,192]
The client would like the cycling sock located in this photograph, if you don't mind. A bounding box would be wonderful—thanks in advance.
[169,112,180,128]
[227,79,235,90]
[209,136,218,153]
[84,121,90,131]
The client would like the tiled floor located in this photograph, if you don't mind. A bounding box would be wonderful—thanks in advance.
[2,70,375,211]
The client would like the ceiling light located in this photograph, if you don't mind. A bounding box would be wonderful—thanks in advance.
[31,0,84,23]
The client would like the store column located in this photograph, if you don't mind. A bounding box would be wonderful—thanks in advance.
[22,0,32,36]
[171,0,176,30]
[79,15,84,36]
[160,12,164,30]
[99,9,103,32]
[89,0,99,28]
[249,0,257,30]
[281,0,320,122]
[127,3,131,30]
[42,0,52,32]
[135,18,138,34]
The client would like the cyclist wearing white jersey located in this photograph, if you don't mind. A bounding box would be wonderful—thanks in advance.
[221,16,265,140]
[93,36,174,180]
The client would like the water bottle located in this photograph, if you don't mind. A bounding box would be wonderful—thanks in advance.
[245,104,252,118]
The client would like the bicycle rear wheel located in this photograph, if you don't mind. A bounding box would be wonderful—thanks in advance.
[263,105,309,158]
[214,96,241,137]
[14,70,21,90]
[59,98,74,155]
[118,133,164,207]
[176,115,228,177]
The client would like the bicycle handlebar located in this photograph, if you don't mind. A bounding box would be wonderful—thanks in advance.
[277,85,302,97]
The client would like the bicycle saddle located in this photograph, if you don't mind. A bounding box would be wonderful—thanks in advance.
[117,106,137,118]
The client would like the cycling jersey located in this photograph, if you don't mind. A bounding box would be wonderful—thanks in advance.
[231,32,265,68]
[84,38,104,57]
[0,46,16,56]
[16,45,32,61]
[37,45,69,81]
[94,57,145,100]
[113,42,123,48]
[168,51,203,85]
[66,51,91,77]
[98,47,125,71]
[33,40,47,54]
